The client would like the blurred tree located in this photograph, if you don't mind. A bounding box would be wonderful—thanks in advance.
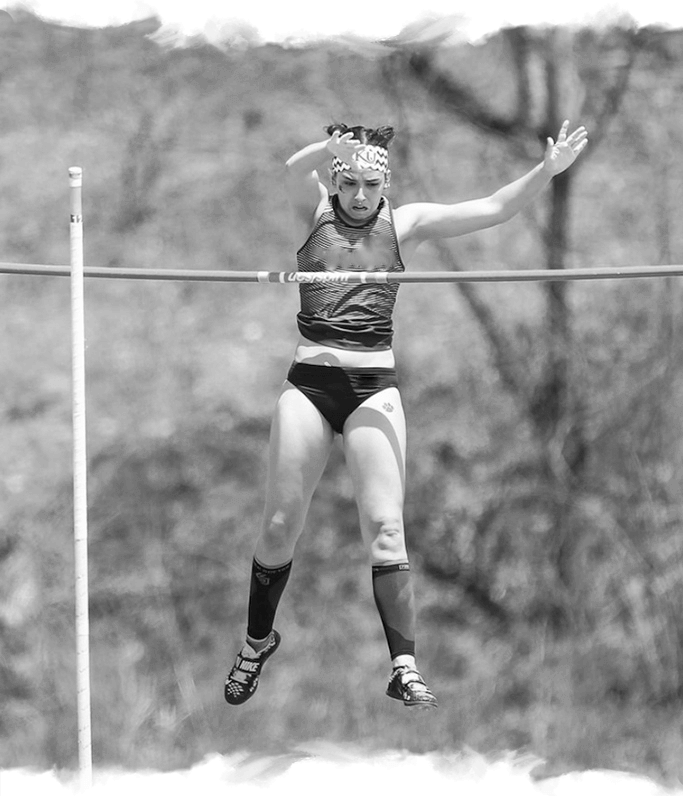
[380,23,660,626]
[3,10,683,770]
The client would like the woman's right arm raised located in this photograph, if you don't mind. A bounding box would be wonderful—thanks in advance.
[285,131,362,232]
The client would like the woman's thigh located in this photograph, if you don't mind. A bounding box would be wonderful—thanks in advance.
[342,387,407,558]
[261,381,335,535]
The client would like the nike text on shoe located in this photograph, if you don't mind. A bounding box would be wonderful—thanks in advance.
[224,630,281,705]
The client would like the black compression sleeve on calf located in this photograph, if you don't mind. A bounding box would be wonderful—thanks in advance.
[372,562,416,660]
[247,558,293,641]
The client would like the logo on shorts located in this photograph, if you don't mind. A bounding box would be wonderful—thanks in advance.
[383,402,394,413]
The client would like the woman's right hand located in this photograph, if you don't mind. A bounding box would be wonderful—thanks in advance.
[326,130,363,166]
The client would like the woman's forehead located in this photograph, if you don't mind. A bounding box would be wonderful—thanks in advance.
[339,168,386,181]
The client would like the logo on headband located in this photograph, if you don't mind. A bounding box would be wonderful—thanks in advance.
[332,145,389,174]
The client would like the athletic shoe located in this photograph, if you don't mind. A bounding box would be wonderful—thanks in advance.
[224,630,281,705]
[386,665,438,708]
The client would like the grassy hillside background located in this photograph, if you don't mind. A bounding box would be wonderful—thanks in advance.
[1,9,683,784]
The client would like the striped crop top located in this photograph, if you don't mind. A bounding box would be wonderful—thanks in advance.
[295,195,405,350]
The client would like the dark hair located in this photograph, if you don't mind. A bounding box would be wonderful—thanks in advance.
[324,123,395,149]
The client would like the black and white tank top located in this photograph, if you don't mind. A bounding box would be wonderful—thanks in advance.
[295,195,405,350]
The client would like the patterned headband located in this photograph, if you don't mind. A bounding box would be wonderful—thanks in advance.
[332,144,389,174]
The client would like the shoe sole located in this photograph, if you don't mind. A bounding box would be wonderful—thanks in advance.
[386,689,438,709]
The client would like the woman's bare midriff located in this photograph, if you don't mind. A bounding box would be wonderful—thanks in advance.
[293,335,396,369]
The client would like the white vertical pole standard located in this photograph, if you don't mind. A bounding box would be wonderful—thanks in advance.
[69,166,93,791]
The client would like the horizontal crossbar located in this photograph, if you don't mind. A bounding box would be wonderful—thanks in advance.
[2,262,683,283]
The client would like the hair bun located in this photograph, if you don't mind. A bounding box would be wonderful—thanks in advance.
[324,123,395,149]
[324,123,349,137]
[371,126,395,148]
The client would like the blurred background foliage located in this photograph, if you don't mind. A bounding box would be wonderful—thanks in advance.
[1,7,683,784]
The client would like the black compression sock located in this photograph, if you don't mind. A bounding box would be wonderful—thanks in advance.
[372,562,416,660]
[247,557,292,641]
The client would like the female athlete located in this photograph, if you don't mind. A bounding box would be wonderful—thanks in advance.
[225,120,588,708]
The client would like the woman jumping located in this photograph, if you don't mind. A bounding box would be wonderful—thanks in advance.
[224,119,588,708]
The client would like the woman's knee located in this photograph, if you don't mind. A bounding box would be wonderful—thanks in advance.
[365,517,407,562]
[260,509,303,551]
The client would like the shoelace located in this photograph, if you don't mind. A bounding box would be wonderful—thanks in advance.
[394,666,430,693]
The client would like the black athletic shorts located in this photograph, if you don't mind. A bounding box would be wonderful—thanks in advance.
[286,362,398,434]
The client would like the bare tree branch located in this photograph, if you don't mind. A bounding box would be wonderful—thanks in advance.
[579,28,648,155]
[400,49,530,140]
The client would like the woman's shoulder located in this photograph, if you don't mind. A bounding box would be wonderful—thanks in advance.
[292,189,333,249]
[391,202,423,238]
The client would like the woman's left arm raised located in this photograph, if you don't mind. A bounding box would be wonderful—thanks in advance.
[397,121,588,244]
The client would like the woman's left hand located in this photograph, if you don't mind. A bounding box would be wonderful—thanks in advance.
[544,121,588,175]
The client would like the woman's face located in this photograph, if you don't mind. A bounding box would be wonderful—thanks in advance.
[332,168,389,224]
